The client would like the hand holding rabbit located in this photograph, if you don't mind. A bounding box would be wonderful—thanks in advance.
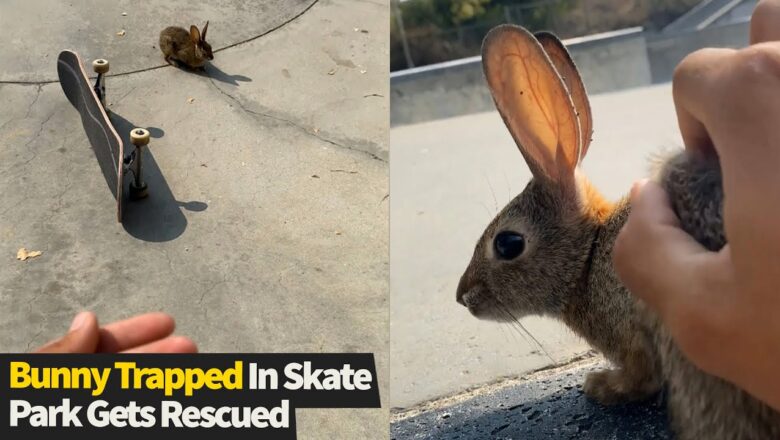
[615,0,780,414]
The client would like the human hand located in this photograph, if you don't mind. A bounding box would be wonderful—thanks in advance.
[34,311,197,354]
[613,0,780,411]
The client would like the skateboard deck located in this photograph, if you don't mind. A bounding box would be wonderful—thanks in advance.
[57,50,124,222]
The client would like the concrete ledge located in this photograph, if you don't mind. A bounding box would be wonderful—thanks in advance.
[647,19,749,83]
[391,20,751,127]
[391,27,650,126]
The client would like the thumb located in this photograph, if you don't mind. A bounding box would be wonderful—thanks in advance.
[614,180,710,315]
[34,312,100,353]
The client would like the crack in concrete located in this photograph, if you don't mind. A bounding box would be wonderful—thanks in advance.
[111,86,137,107]
[0,109,57,181]
[198,274,228,306]
[19,110,55,169]
[148,247,171,275]
[0,0,322,85]
[40,168,74,230]
[0,117,13,133]
[0,84,43,133]
[25,327,43,352]
[198,271,231,321]
[23,284,49,352]
[24,85,43,118]
[207,77,386,162]
[24,111,54,149]
[0,196,25,218]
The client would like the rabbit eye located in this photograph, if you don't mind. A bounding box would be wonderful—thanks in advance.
[494,231,525,260]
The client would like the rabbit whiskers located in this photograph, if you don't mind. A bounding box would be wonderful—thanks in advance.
[496,300,556,365]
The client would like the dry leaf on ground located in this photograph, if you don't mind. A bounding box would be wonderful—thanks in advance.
[17,248,42,261]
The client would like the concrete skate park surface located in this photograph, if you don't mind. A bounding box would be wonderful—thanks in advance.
[390,84,682,424]
[0,0,388,438]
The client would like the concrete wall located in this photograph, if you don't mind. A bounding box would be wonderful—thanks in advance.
[389,56,496,128]
[391,21,750,127]
[390,27,650,126]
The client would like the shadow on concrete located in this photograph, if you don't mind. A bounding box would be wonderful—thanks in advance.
[392,373,672,440]
[165,60,252,86]
[202,62,253,86]
[109,111,207,242]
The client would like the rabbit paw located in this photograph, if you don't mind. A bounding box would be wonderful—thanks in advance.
[583,369,656,405]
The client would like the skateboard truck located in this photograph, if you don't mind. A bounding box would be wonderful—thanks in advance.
[92,59,109,110]
[127,128,150,200]
[91,58,150,201]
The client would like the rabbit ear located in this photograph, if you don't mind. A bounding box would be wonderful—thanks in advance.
[535,31,593,160]
[202,21,209,40]
[190,25,201,44]
[482,25,582,184]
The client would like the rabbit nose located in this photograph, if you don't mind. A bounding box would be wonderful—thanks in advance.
[456,274,471,306]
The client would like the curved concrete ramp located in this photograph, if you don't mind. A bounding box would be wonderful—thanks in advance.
[0,0,316,82]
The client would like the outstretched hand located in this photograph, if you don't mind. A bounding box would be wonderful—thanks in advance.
[34,311,197,354]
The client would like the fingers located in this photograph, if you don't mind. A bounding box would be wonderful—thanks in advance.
[122,336,198,354]
[32,311,196,354]
[614,181,740,369]
[96,312,177,353]
[613,181,710,315]
[672,48,735,156]
[34,311,101,353]
[751,0,780,44]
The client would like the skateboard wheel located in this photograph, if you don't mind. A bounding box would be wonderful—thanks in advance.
[130,128,150,146]
[92,59,109,74]
[129,181,149,200]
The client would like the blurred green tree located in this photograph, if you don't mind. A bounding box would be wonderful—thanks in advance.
[390,0,700,71]
[450,0,492,24]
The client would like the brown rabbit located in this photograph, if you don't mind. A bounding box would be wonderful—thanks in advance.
[159,21,213,69]
[456,24,780,439]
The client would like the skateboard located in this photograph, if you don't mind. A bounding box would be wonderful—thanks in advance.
[57,50,150,222]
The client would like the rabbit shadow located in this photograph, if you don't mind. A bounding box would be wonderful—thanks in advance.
[200,62,253,86]
[109,112,208,242]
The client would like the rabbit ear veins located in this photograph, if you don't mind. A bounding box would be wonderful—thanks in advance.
[482,25,581,183]
[535,31,592,162]
[202,21,209,40]
[190,25,201,44]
